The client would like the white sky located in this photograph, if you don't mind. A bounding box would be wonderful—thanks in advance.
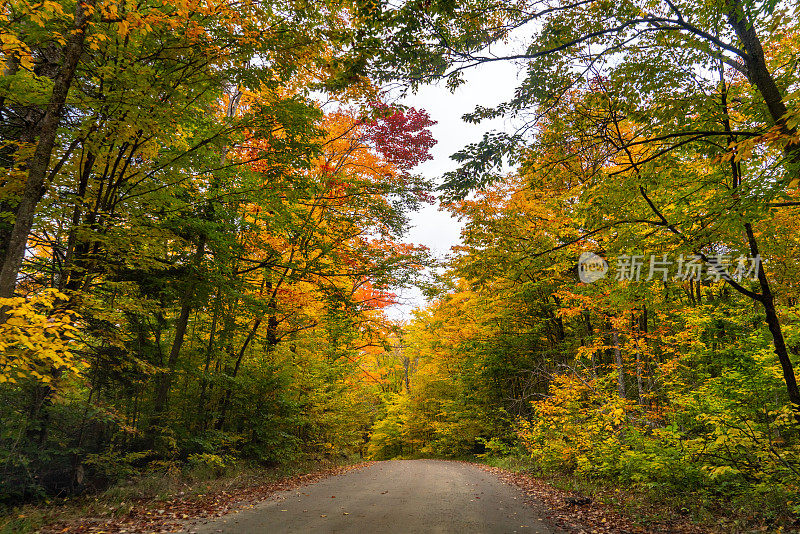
[386,59,524,321]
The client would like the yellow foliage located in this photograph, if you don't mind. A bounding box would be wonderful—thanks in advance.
[0,289,81,384]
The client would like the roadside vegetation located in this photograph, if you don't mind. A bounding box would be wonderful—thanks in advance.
[3,0,800,532]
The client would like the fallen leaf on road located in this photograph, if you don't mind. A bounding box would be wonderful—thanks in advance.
[475,464,709,534]
[39,463,373,534]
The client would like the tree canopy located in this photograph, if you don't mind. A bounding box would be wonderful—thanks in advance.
[3,0,800,530]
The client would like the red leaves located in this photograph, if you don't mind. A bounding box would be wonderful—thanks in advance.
[363,104,436,170]
[354,281,397,309]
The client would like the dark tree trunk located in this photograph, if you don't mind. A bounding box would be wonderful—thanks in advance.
[718,63,800,419]
[216,317,263,430]
[197,289,221,425]
[152,238,206,423]
[743,223,800,416]
[0,0,95,303]
[612,329,626,400]
[726,1,800,165]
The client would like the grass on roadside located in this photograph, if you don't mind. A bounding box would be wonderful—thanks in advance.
[329,451,799,532]
[477,455,798,533]
[0,456,362,534]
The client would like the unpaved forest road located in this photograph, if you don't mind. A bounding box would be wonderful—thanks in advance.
[183,460,555,534]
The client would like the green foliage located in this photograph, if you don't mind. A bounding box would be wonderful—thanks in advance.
[0,0,436,503]
[186,453,231,477]
[357,0,800,528]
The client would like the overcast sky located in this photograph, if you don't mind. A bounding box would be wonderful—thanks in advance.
[386,59,523,321]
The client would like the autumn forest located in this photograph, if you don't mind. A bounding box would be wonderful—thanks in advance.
[2,0,800,531]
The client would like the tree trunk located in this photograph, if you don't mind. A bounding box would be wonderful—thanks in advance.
[612,329,626,400]
[638,305,649,405]
[726,1,800,165]
[216,317,262,430]
[59,150,96,290]
[152,238,206,422]
[0,0,95,303]
[584,313,598,379]
[197,289,221,425]
[635,323,644,407]
[266,311,278,347]
[743,223,800,417]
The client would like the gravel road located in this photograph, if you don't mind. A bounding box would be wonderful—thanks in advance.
[184,459,554,534]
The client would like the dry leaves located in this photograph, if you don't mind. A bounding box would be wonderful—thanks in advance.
[39,463,372,534]
[477,464,710,534]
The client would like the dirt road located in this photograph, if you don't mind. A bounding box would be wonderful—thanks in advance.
[184,460,554,534]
